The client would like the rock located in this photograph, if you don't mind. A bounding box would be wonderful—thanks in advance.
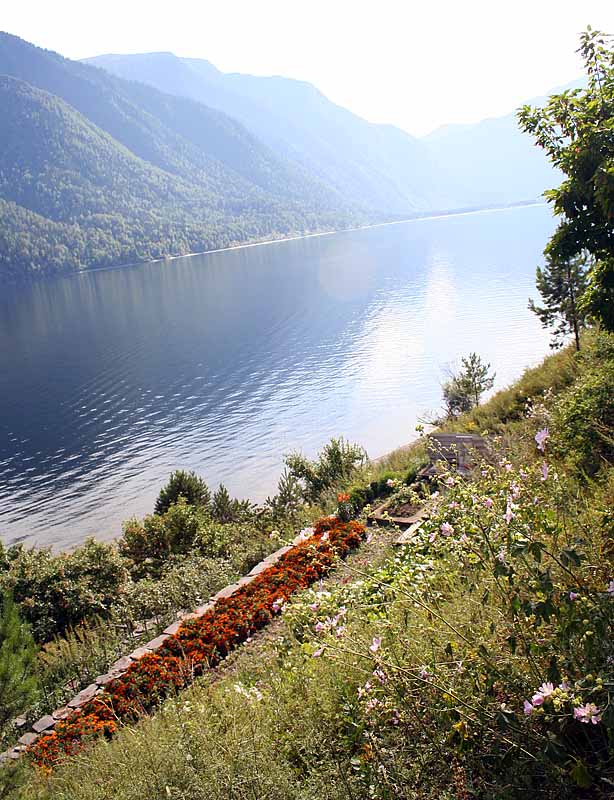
[145,634,169,651]
[110,655,133,672]
[17,732,38,747]
[237,575,256,587]
[128,646,150,661]
[7,746,25,760]
[211,584,239,601]
[264,545,292,563]
[163,619,183,635]
[248,561,269,577]
[68,683,99,708]
[32,715,55,733]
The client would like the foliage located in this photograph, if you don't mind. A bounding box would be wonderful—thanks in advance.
[285,437,367,503]
[0,540,127,643]
[553,333,614,473]
[27,518,365,769]
[518,28,614,331]
[0,594,38,741]
[530,252,591,350]
[155,471,211,515]
[442,352,495,417]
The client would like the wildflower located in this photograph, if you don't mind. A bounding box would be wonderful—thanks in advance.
[541,462,549,481]
[364,698,381,713]
[271,597,285,613]
[531,692,545,706]
[321,531,329,542]
[315,621,325,634]
[429,530,437,543]
[574,703,601,724]
[335,626,346,639]
[496,548,507,565]
[483,497,493,509]
[365,532,373,544]
[390,708,401,725]
[309,602,319,612]
[369,636,382,653]
[523,700,534,716]
[504,503,515,524]
[448,501,460,509]
[569,592,578,602]
[441,522,454,536]
[445,476,455,487]
[313,646,325,658]
[608,580,614,595]
[430,491,439,499]
[373,668,387,685]
[504,462,513,472]
[537,682,555,698]
[298,527,314,541]
[386,478,395,487]
[510,481,521,499]
[459,533,469,543]
[535,428,549,452]
[419,667,430,680]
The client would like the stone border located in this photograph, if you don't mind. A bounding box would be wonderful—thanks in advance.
[1,536,304,764]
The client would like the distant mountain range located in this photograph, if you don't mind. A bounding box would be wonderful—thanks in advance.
[0,32,572,283]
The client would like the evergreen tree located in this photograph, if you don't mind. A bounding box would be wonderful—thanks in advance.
[529,252,590,350]
[443,353,495,417]
[155,470,210,515]
[0,593,38,737]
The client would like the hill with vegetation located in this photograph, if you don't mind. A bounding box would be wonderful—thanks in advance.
[0,33,366,283]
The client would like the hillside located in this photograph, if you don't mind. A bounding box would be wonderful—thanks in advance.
[0,34,364,282]
[3,333,612,798]
[85,51,447,215]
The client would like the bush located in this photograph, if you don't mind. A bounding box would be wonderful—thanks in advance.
[285,437,367,502]
[1,540,127,643]
[155,470,211,515]
[0,593,38,740]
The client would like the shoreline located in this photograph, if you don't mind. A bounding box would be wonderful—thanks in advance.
[74,200,547,279]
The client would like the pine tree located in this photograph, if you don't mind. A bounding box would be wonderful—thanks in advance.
[0,593,38,736]
[529,253,590,350]
[155,470,211,515]
[442,353,495,417]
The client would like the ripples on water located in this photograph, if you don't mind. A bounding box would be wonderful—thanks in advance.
[0,205,554,549]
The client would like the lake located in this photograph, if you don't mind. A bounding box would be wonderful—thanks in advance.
[0,204,555,549]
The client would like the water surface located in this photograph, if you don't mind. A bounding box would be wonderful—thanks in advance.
[0,204,554,549]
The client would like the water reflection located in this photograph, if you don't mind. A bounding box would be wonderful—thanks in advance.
[0,205,554,548]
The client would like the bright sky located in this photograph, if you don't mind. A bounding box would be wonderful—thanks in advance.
[3,0,614,136]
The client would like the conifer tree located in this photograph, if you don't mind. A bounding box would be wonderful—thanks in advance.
[0,593,38,736]
[529,252,590,350]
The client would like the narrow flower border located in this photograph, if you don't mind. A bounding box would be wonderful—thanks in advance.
[29,518,365,769]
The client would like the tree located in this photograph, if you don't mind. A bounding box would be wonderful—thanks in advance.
[155,470,211,515]
[518,28,614,331]
[529,252,590,350]
[0,593,38,738]
[442,353,495,417]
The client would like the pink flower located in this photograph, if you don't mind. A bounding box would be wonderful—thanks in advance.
[541,462,549,481]
[569,592,578,601]
[373,668,387,685]
[537,682,555,698]
[386,478,395,487]
[441,522,454,536]
[523,700,534,716]
[369,636,382,653]
[419,667,430,680]
[430,491,440,499]
[365,532,373,544]
[448,501,460,509]
[531,693,545,707]
[535,428,550,452]
[429,530,437,543]
[309,602,319,612]
[313,646,325,658]
[504,503,515,524]
[321,531,329,542]
[314,621,325,634]
[446,477,455,487]
[483,497,494,509]
[607,580,614,595]
[574,703,601,725]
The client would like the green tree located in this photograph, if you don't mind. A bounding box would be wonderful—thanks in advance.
[443,353,495,417]
[155,470,211,515]
[518,28,614,331]
[0,593,38,737]
[529,252,590,350]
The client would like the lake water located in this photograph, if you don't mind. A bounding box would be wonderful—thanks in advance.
[0,204,555,549]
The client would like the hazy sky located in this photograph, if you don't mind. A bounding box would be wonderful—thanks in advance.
[3,0,614,135]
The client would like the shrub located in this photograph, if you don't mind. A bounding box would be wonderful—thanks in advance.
[0,593,38,741]
[1,541,127,643]
[285,437,367,502]
[154,470,211,515]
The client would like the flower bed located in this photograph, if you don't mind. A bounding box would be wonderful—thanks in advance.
[29,518,365,769]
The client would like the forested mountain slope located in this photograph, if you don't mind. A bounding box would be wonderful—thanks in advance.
[0,34,363,282]
[85,51,446,215]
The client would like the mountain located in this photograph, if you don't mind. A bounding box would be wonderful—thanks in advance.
[84,52,445,215]
[0,33,364,282]
[87,52,580,213]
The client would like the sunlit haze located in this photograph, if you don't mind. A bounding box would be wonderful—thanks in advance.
[3,0,614,135]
